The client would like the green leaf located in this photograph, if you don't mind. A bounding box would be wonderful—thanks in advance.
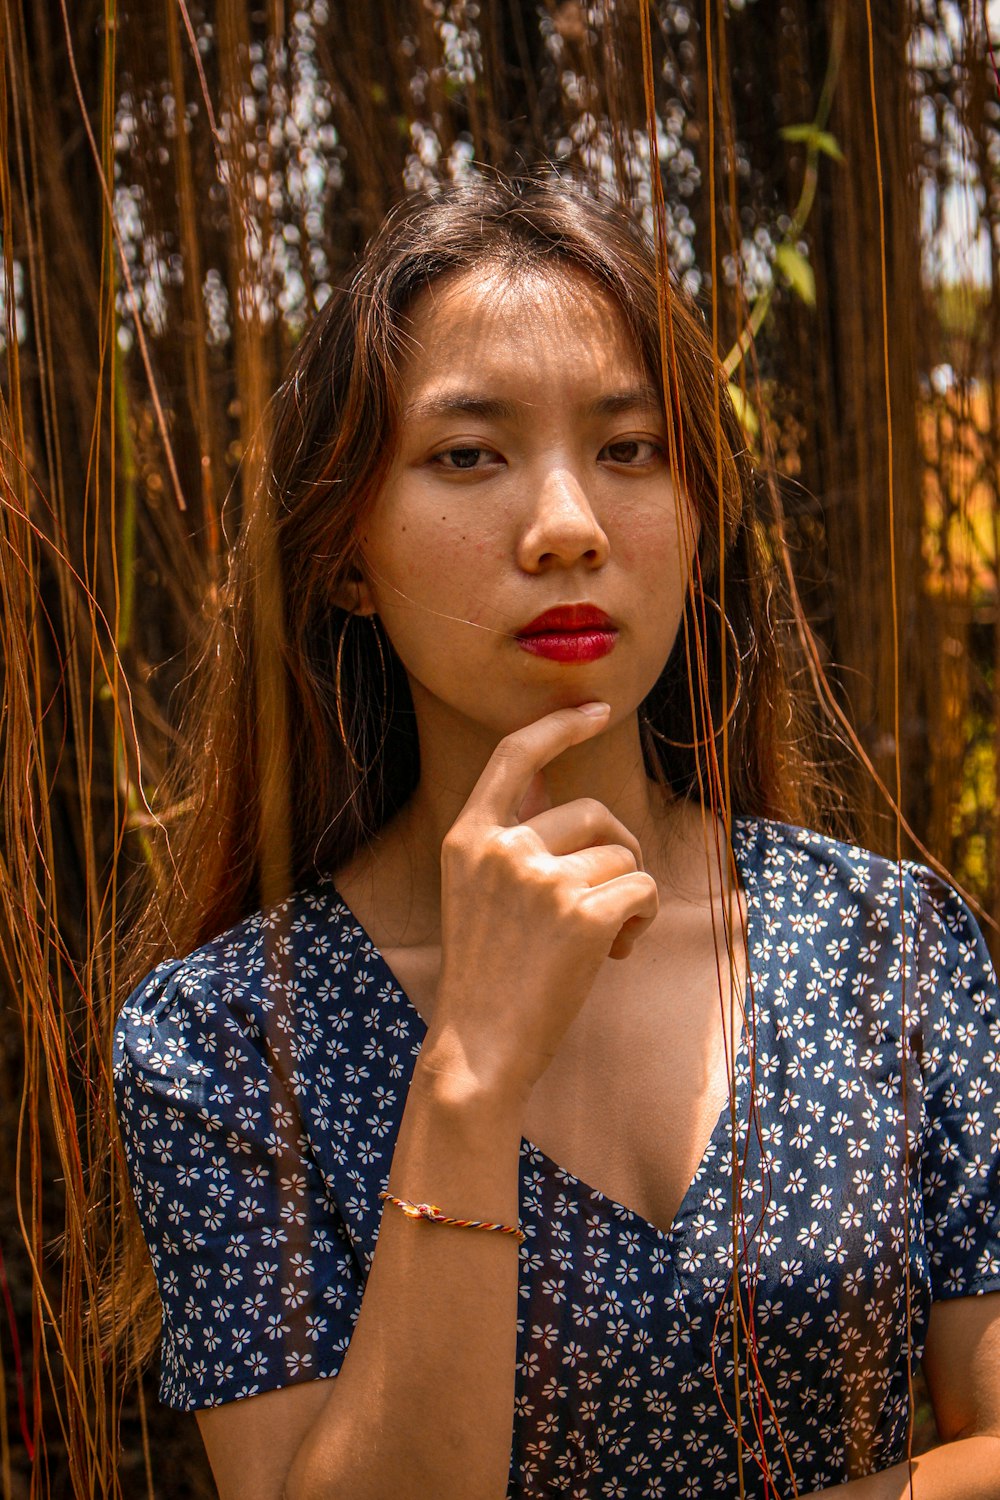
[780,123,845,161]
[812,130,844,162]
[726,382,759,439]
[774,243,816,307]
[780,123,816,144]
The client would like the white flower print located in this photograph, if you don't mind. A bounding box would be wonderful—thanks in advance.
[114,821,1000,1498]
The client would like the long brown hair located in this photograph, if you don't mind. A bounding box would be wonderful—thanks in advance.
[108,169,826,1365]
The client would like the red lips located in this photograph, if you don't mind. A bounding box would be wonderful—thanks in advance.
[514,604,618,664]
[516,604,614,637]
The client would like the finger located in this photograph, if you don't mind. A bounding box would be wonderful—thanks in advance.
[561,844,639,888]
[608,912,651,961]
[465,703,611,827]
[515,769,552,824]
[578,871,659,949]
[520,799,644,867]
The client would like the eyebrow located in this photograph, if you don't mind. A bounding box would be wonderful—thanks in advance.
[403,394,519,423]
[403,384,665,423]
[589,384,664,417]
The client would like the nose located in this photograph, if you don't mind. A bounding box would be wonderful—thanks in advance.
[516,463,610,573]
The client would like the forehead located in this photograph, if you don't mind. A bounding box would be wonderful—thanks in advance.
[397,264,650,404]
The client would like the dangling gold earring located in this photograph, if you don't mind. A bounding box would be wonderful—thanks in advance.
[335,613,388,776]
[641,594,744,751]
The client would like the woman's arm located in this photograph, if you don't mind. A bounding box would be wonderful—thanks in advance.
[196,703,658,1500]
[199,1052,527,1500]
[802,1293,1000,1499]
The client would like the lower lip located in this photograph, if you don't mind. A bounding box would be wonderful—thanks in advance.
[516,629,618,663]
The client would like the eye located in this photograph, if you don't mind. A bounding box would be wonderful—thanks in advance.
[431,446,503,471]
[600,438,662,465]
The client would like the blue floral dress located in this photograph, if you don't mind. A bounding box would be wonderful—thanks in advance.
[113,818,1000,1498]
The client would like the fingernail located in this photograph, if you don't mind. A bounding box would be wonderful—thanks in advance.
[577,702,610,717]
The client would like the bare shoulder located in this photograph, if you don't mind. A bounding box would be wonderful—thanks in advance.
[196,1380,333,1500]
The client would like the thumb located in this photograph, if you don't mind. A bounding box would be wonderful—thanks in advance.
[516,769,551,823]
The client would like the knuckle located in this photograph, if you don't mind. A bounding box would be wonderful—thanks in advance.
[579,797,606,831]
[494,824,533,855]
[482,825,540,876]
[440,827,470,863]
[491,736,527,771]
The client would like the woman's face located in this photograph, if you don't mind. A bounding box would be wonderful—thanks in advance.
[353,263,697,743]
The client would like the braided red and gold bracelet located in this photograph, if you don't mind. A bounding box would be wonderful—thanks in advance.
[378,1190,526,1245]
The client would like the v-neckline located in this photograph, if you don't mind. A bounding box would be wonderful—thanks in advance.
[328,814,761,1244]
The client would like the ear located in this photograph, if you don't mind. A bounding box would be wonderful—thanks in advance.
[329,562,377,618]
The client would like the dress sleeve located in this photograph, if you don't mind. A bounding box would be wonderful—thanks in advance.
[113,956,365,1410]
[914,868,1000,1299]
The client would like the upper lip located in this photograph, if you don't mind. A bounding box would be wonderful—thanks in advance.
[516,604,615,636]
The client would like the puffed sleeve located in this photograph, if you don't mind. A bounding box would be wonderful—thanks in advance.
[113,953,365,1409]
[913,868,1000,1298]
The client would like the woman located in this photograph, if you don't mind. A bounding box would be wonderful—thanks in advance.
[113,174,1000,1500]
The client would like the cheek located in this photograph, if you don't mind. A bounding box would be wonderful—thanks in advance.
[613,499,694,585]
[363,516,503,628]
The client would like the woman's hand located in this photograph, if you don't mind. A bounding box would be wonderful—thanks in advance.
[420,702,660,1107]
